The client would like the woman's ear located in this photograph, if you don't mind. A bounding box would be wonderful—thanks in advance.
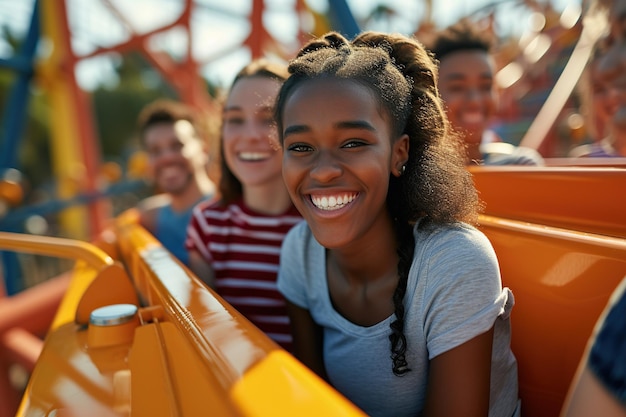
[391,134,410,177]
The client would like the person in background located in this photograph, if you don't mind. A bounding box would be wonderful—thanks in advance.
[136,99,215,266]
[560,276,626,417]
[185,59,301,352]
[570,0,626,158]
[569,43,626,157]
[429,18,544,165]
[275,31,519,417]
[561,4,626,412]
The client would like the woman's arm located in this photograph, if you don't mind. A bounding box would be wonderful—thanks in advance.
[561,278,626,417]
[562,366,626,417]
[286,301,328,381]
[422,326,495,417]
[187,250,215,289]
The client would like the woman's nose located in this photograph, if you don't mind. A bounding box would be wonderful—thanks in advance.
[309,150,342,183]
[241,120,267,142]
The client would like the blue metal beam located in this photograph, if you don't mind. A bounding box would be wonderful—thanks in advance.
[0,0,40,295]
[327,0,360,39]
[0,0,39,171]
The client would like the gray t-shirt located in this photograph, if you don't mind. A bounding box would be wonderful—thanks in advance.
[278,219,520,417]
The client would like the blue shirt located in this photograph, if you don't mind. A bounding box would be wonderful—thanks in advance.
[154,201,204,265]
[589,278,626,406]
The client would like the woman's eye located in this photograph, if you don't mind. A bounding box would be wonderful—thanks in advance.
[342,140,367,149]
[287,143,313,152]
[224,117,244,125]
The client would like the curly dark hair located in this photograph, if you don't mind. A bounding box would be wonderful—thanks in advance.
[428,18,495,63]
[274,31,481,376]
[217,59,290,205]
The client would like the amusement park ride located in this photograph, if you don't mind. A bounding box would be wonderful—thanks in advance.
[0,1,625,417]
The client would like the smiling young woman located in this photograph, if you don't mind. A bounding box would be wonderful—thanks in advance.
[185,59,302,352]
[275,31,520,417]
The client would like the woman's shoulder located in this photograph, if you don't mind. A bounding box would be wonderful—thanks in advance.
[282,221,323,259]
[279,221,322,280]
[413,220,497,263]
[410,221,502,297]
[284,219,313,241]
[414,219,487,245]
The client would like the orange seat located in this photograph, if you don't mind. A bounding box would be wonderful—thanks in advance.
[472,165,626,417]
[470,166,626,238]
[478,216,626,417]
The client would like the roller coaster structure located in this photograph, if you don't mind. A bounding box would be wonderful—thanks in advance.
[0,0,360,294]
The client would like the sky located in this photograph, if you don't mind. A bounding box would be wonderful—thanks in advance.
[0,0,581,90]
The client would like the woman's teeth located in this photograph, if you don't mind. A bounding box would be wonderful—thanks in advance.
[311,194,356,210]
[239,152,270,161]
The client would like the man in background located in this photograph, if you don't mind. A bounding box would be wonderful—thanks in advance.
[429,18,544,165]
[136,99,215,265]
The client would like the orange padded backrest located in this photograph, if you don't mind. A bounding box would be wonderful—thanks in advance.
[479,215,626,417]
[470,166,626,238]
[471,166,626,417]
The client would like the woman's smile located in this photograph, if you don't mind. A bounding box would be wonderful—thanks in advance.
[310,192,358,211]
[238,151,273,161]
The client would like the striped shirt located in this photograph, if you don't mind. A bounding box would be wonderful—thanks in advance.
[185,198,302,351]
